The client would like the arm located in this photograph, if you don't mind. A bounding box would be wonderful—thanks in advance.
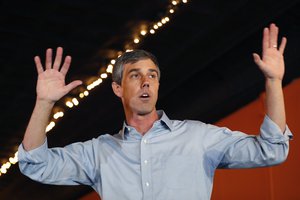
[253,23,287,132]
[19,138,99,186]
[202,111,292,169]
[207,25,292,169]
[23,47,82,151]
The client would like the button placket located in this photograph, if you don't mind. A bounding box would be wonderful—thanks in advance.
[140,137,152,199]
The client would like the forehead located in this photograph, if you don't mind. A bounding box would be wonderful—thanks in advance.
[123,59,157,72]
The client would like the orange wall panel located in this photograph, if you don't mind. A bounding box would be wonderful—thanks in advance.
[212,78,300,200]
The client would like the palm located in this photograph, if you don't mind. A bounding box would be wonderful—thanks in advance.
[253,24,287,81]
[35,47,82,103]
[37,69,68,102]
[259,48,285,80]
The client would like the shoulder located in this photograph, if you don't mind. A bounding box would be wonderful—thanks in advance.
[170,118,233,138]
[171,118,207,130]
[90,134,118,144]
[92,133,125,147]
[66,134,118,150]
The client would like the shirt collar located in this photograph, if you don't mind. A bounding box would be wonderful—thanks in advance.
[120,110,174,140]
[158,110,174,131]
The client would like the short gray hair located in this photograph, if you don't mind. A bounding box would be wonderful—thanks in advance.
[112,49,160,85]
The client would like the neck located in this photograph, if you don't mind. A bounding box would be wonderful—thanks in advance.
[125,109,159,135]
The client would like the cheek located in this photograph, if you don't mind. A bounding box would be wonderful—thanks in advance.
[153,83,159,93]
[123,84,138,97]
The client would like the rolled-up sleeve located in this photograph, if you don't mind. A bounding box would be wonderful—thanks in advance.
[259,115,293,143]
[18,138,98,186]
[18,139,48,165]
[214,115,293,169]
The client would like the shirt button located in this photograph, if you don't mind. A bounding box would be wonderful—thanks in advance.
[144,160,148,164]
[145,182,150,187]
[143,139,147,144]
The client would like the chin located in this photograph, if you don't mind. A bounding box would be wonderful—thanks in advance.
[136,107,155,116]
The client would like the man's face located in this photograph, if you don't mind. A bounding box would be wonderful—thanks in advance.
[116,59,160,116]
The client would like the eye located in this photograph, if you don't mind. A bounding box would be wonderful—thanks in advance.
[149,74,157,79]
[130,73,140,79]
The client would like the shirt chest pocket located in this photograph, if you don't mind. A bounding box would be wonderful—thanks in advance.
[162,155,197,189]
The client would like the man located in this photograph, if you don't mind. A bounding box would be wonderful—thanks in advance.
[19,23,293,200]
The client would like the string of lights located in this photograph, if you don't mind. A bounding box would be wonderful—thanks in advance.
[0,0,189,176]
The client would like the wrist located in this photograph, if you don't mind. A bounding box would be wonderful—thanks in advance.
[265,78,282,86]
[35,98,55,109]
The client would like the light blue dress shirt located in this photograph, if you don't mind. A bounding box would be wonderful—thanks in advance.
[18,110,292,200]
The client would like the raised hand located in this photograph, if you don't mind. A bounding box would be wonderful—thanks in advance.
[35,47,82,103]
[253,23,287,81]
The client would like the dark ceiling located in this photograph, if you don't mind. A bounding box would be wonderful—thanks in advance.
[0,0,300,199]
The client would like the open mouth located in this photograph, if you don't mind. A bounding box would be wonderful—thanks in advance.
[140,92,150,99]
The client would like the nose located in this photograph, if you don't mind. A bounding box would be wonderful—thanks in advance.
[142,82,149,88]
[141,76,150,88]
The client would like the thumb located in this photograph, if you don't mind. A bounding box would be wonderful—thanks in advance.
[252,53,263,67]
[64,80,83,93]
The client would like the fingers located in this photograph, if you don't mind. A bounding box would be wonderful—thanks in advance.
[262,23,287,54]
[60,56,72,76]
[34,56,44,74]
[279,37,287,54]
[53,47,63,70]
[35,47,71,72]
[262,27,269,52]
[262,23,278,51]
[64,80,83,93]
[45,48,52,69]
[269,23,278,48]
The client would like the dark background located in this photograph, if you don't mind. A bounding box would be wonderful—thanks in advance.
[0,0,299,199]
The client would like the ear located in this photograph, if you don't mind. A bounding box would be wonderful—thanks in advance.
[112,82,123,98]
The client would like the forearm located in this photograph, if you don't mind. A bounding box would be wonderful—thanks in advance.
[22,99,54,151]
[265,78,286,132]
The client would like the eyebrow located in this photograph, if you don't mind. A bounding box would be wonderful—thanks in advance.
[128,68,159,74]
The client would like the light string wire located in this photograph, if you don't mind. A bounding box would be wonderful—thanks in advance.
[0,0,189,176]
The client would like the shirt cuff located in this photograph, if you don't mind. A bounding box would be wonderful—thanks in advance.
[18,139,48,163]
[260,115,293,144]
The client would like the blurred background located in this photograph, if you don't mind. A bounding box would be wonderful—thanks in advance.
[0,0,299,199]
